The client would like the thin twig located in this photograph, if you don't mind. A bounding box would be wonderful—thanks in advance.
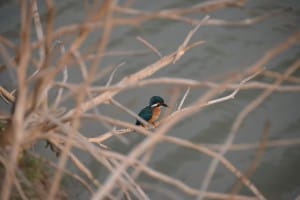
[110,98,153,128]
[173,15,209,64]
[53,40,68,108]
[197,58,300,200]
[0,86,15,104]
[230,120,270,196]
[31,0,45,68]
[1,1,32,199]
[106,61,126,86]
[177,87,190,110]
[205,138,300,151]
[137,36,162,58]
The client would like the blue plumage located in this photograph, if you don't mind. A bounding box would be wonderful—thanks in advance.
[135,106,152,125]
[136,96,168,126]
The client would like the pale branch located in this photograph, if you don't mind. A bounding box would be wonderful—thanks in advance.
[29,152,94,195]
[98,140,259,200]
[13,177,28,200]
[205,138,300,151]
[109,158,151,200]
[0,86,15,104]
[1,1,299,199]
[262,70,300,84]
[230,121,270,196]
[0,44,18,87]
[94,36,289,198]
[53,41,68,108]
[173,15,209,64]
[114,4,285,27]
[89,73,266,199]
[197,58,300,200]
[106,61,126,86]
[177,87,190,110]
[0,36,17,51]
[61,23,206,122]
[87,73,300,93]
[41,113,102,188]
[1,1,32,199]
[30,0,247,50]
[86,69,277,145]
[110,98,153,128]
[136,36,162,58]
[31,0,45,68]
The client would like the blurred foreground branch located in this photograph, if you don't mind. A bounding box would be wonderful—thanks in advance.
[0,1,299,200]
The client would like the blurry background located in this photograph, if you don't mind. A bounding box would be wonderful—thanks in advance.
[0,0,299,199]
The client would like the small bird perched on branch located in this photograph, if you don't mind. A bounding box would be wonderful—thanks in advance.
[136,96,168,126]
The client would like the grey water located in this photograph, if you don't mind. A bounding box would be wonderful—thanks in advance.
[0,0,300,200]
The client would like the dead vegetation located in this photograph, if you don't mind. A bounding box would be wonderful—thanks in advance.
[0,0,299,200]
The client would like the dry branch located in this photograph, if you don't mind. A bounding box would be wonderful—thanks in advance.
[197,39,300,200]
[0,1,299,199]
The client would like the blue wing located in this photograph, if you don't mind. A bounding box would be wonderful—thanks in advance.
[136,106,152,125]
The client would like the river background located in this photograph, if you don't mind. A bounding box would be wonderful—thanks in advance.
[0,0,300,199]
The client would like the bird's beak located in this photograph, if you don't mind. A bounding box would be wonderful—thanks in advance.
[161,103,168,107]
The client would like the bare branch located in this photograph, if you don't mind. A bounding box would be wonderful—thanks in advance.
[106,61,126,86]
[137,36,162,58]
[177,87,190,110]
[53,40,68,108]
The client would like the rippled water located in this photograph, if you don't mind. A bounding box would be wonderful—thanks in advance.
[1,0,300,199]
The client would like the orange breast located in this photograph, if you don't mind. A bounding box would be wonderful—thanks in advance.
[149,106,161,123]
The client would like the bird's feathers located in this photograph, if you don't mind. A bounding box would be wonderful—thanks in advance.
[135,106,152,125]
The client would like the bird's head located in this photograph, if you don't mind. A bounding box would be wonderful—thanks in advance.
[149,96,168,108]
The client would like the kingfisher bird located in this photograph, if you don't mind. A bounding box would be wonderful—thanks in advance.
[135,96,168,126]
